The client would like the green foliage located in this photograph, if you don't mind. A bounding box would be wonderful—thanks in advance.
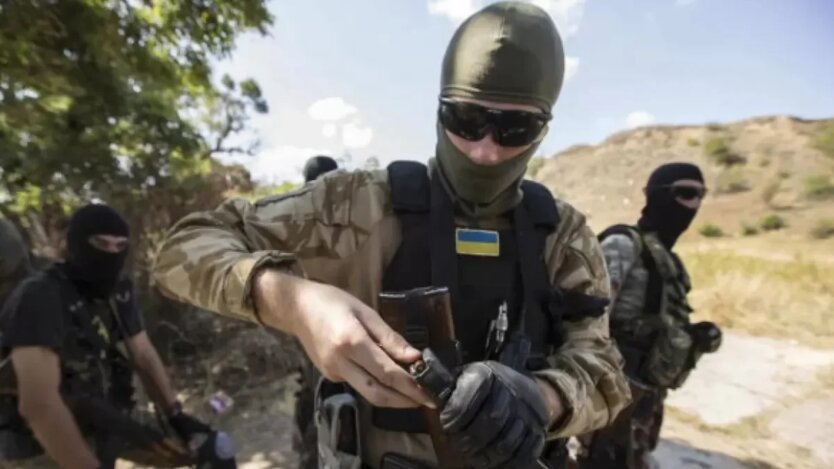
[0,0,272,254]
[741,223,759,236]
[715,167,751,194]
[704,137,745,166]
[803,174,834,200]
[699,223,724,238]
[810,219,834,239]
[778,170,791,179]
[760,179,780,206]
[240,181,302,202]
[759,214,787,231]
[687,138,699,147]
[814,121,834,159]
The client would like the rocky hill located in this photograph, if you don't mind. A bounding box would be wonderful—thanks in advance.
[533,116,834,241]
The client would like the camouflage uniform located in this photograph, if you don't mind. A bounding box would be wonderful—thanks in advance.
[152,168,631,468]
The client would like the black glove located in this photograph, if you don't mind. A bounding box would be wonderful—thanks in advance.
[168,412,237,469]
[688,321,722,353]
[439,361,547,469]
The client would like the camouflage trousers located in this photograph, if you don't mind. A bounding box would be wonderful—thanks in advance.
[575,381,665,469]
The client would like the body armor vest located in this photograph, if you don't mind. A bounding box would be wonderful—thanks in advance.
[599,225,695,389]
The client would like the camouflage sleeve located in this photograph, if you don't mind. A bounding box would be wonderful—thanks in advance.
[600,234,637,291]
[151,170,392,323]
[533,202,631,438]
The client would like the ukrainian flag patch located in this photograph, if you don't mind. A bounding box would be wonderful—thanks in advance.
[455,228,500,257]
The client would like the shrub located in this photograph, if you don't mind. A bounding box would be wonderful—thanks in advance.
[715,167,751,194]
[803,174,834,200]
[699,223,724,238]
[687,138,699,147]
[704,137,745,166]
[760,179,780,206]
[810,219,834,239]
[741,223,759,236]
[814,121,834,159]
[760,214,787,231]
[778,170,791,179]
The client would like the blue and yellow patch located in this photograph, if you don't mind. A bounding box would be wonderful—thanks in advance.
[455,228,500,257]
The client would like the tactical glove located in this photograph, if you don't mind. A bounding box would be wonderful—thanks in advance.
[168,412,237,469]
[688,321,722,353]
[439,361,547,469]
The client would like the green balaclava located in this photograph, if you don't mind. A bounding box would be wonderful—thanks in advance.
[435,1,565,218]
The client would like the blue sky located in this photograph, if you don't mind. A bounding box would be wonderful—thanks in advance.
[214,0,834,184]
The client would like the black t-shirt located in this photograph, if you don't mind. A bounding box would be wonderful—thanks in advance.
[0,266,144,354]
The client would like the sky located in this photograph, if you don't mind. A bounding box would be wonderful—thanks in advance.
[213,0,834,184]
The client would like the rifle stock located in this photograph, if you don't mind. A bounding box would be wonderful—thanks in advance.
[378,286,466,469]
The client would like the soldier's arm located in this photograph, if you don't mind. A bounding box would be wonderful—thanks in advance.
[12,346,99,468]
[533,206,631,438]
[599,233,637,296]
[125,331,179,414]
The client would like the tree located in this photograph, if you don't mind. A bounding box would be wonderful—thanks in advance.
[0,0,272,257]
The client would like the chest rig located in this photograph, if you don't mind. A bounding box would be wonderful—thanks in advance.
[376,161,571,434]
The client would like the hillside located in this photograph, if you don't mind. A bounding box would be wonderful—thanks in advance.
[533,115,834,241]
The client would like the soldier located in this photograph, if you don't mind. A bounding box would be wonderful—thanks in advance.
[152,2,630,468]
[0,204,235,468]
[579,163,723,469]
[302,155,339,183]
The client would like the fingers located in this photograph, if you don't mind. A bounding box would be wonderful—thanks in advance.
[338,358,420,409]
[353,301,421,363]
[351,334,437,409]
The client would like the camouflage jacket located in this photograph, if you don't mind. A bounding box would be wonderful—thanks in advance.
[152,168,631,465]
[600,233,648,327]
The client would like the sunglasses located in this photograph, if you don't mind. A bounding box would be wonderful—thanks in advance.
[652,184,708,200]
[438,98,551,147]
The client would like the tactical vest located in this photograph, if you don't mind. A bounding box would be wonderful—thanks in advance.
[599,225,695,389]
[0,267,135,460]
[375,161,606,437]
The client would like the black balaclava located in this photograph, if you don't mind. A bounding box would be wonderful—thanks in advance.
[64,204,130,299]
[638,163,705,249]
[435,1,565,219]
[303,155,338,182]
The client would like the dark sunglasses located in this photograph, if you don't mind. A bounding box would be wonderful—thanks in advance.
[655,185,708,200]
[438,98,551,147]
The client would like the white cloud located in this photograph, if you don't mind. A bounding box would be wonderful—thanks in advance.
[675,0,697,5]
[625,111,657,129]
[342,121,374,149]
[307,97,358,122]
[427,0,478,23]
[565,56,579,81]
[322,123,338,138]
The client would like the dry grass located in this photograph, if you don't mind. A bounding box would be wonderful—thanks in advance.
[680,249,834,348]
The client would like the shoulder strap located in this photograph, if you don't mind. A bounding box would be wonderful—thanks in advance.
[520,179,560,229]
[388,160,430,213]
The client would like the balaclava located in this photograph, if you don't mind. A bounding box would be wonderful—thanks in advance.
[436,1,565,218]
[638,163,705,249]
[303,155,338,182]
[64,204,130,299]
[0,218,32,295]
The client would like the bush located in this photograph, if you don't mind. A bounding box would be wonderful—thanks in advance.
[699,223,724,238]
[760,214,787,231]
[715,167,751,194]
[803,174,834,200]
[687,138,699,147]
[814,121,834,159]
[778,170,791,179]
[704,137,745,166]
[810,219,834,239]
[741,223,759,236]
[760,179,780,206]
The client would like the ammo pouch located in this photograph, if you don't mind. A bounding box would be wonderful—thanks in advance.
[315,378,361,469]
[642,324,693,389]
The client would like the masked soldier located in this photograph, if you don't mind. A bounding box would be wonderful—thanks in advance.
[579,163,723,469]
[152,3,630,468]
[0,204,235,468]
[303,155,339,183]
